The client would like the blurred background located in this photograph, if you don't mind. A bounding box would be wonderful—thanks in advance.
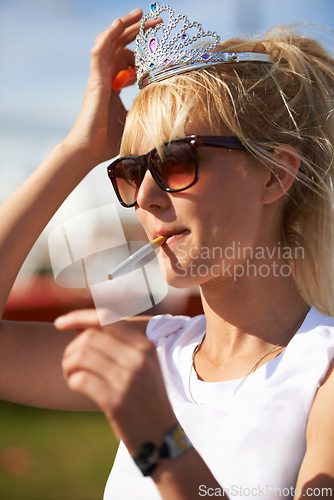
[0,0,333,498]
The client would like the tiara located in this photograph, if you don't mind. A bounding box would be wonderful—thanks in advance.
[135,2,272,89]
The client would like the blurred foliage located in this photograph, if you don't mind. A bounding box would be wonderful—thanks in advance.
[0,400,119,500]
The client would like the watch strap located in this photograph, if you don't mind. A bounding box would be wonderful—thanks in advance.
[160,422,192,459]
[133,422,192,476]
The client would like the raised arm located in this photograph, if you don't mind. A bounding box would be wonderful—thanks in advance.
[0,9,144,410]
[0,9,144,318]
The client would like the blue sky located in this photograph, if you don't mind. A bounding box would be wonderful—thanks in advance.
[0,0,334,257]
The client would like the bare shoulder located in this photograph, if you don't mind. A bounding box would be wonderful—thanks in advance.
[306,360,334,441]
[295,360,334,498]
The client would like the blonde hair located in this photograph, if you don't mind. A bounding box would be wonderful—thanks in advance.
[121,26,334,317]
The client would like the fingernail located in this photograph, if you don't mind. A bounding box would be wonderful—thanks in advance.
[130,8,142,15]
[111,67,136,91]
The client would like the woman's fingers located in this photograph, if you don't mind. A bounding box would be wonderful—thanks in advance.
[61,324,152,366]
[55,308,102,330]
[87,8,164,94]
[54,308,133,331]
[89,9,143,80]
[55,309,138,335]
[115,8,143,32]
[117,16,162,47]
[97,8,143,47]
[59,316,176,452]
[62,332,152,396]
[61,324,158,420]
[91,11,162,72]
[63,326,134,364]
[62,335,125,383]
[92,9,147,55]
[55,310,151,357]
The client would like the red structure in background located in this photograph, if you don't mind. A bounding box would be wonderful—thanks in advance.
[3,275,203,322]
[3,275,94,322]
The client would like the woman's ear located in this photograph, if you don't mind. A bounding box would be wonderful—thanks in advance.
[263,145,301,205]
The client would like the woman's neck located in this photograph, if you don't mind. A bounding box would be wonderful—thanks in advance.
[198,269,308,372]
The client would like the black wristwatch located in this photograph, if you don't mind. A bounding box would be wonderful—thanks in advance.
[133,422,192,476]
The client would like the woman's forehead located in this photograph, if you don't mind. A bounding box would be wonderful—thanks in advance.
[121,90,212,155]
[124,120,228,156]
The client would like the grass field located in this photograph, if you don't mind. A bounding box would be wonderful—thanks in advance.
[0,400,119,500]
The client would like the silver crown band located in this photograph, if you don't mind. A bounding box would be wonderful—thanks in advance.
[140,52,272,88]
[135,3,272,89]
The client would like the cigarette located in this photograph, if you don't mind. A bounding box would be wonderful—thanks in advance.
[107,235,167,280]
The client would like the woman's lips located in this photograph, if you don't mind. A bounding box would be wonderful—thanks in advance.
[164,229,190,245]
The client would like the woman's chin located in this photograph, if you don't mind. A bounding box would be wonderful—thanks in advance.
[158,259,202,289]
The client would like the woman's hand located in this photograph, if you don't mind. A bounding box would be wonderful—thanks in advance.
[64,9,154,169]
[56,309,177,455]
[56,310,226,499]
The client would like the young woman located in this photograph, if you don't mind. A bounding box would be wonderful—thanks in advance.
[0,5,333,499]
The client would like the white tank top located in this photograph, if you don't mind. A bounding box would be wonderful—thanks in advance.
[104,307,334,499]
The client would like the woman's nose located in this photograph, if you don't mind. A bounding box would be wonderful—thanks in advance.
[136,169,170,211]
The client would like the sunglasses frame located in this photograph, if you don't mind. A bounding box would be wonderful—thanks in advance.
[107,135,248,208]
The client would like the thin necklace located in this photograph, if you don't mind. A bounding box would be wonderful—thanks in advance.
[188,306,311,403]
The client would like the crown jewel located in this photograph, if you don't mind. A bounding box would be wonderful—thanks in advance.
[135,3,271,89]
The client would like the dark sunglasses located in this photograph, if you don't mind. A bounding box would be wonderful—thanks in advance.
[107,135,248,208]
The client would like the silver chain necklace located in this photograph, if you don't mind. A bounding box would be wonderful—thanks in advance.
[188,306,311,403]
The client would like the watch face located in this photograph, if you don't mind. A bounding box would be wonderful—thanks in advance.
[138,442,159,464]
[133,424,192,476]
[134,442,160,476]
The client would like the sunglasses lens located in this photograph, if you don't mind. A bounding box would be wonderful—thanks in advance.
[152,142,196,190]
[114,158,143,206]
[112,141,197,206]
